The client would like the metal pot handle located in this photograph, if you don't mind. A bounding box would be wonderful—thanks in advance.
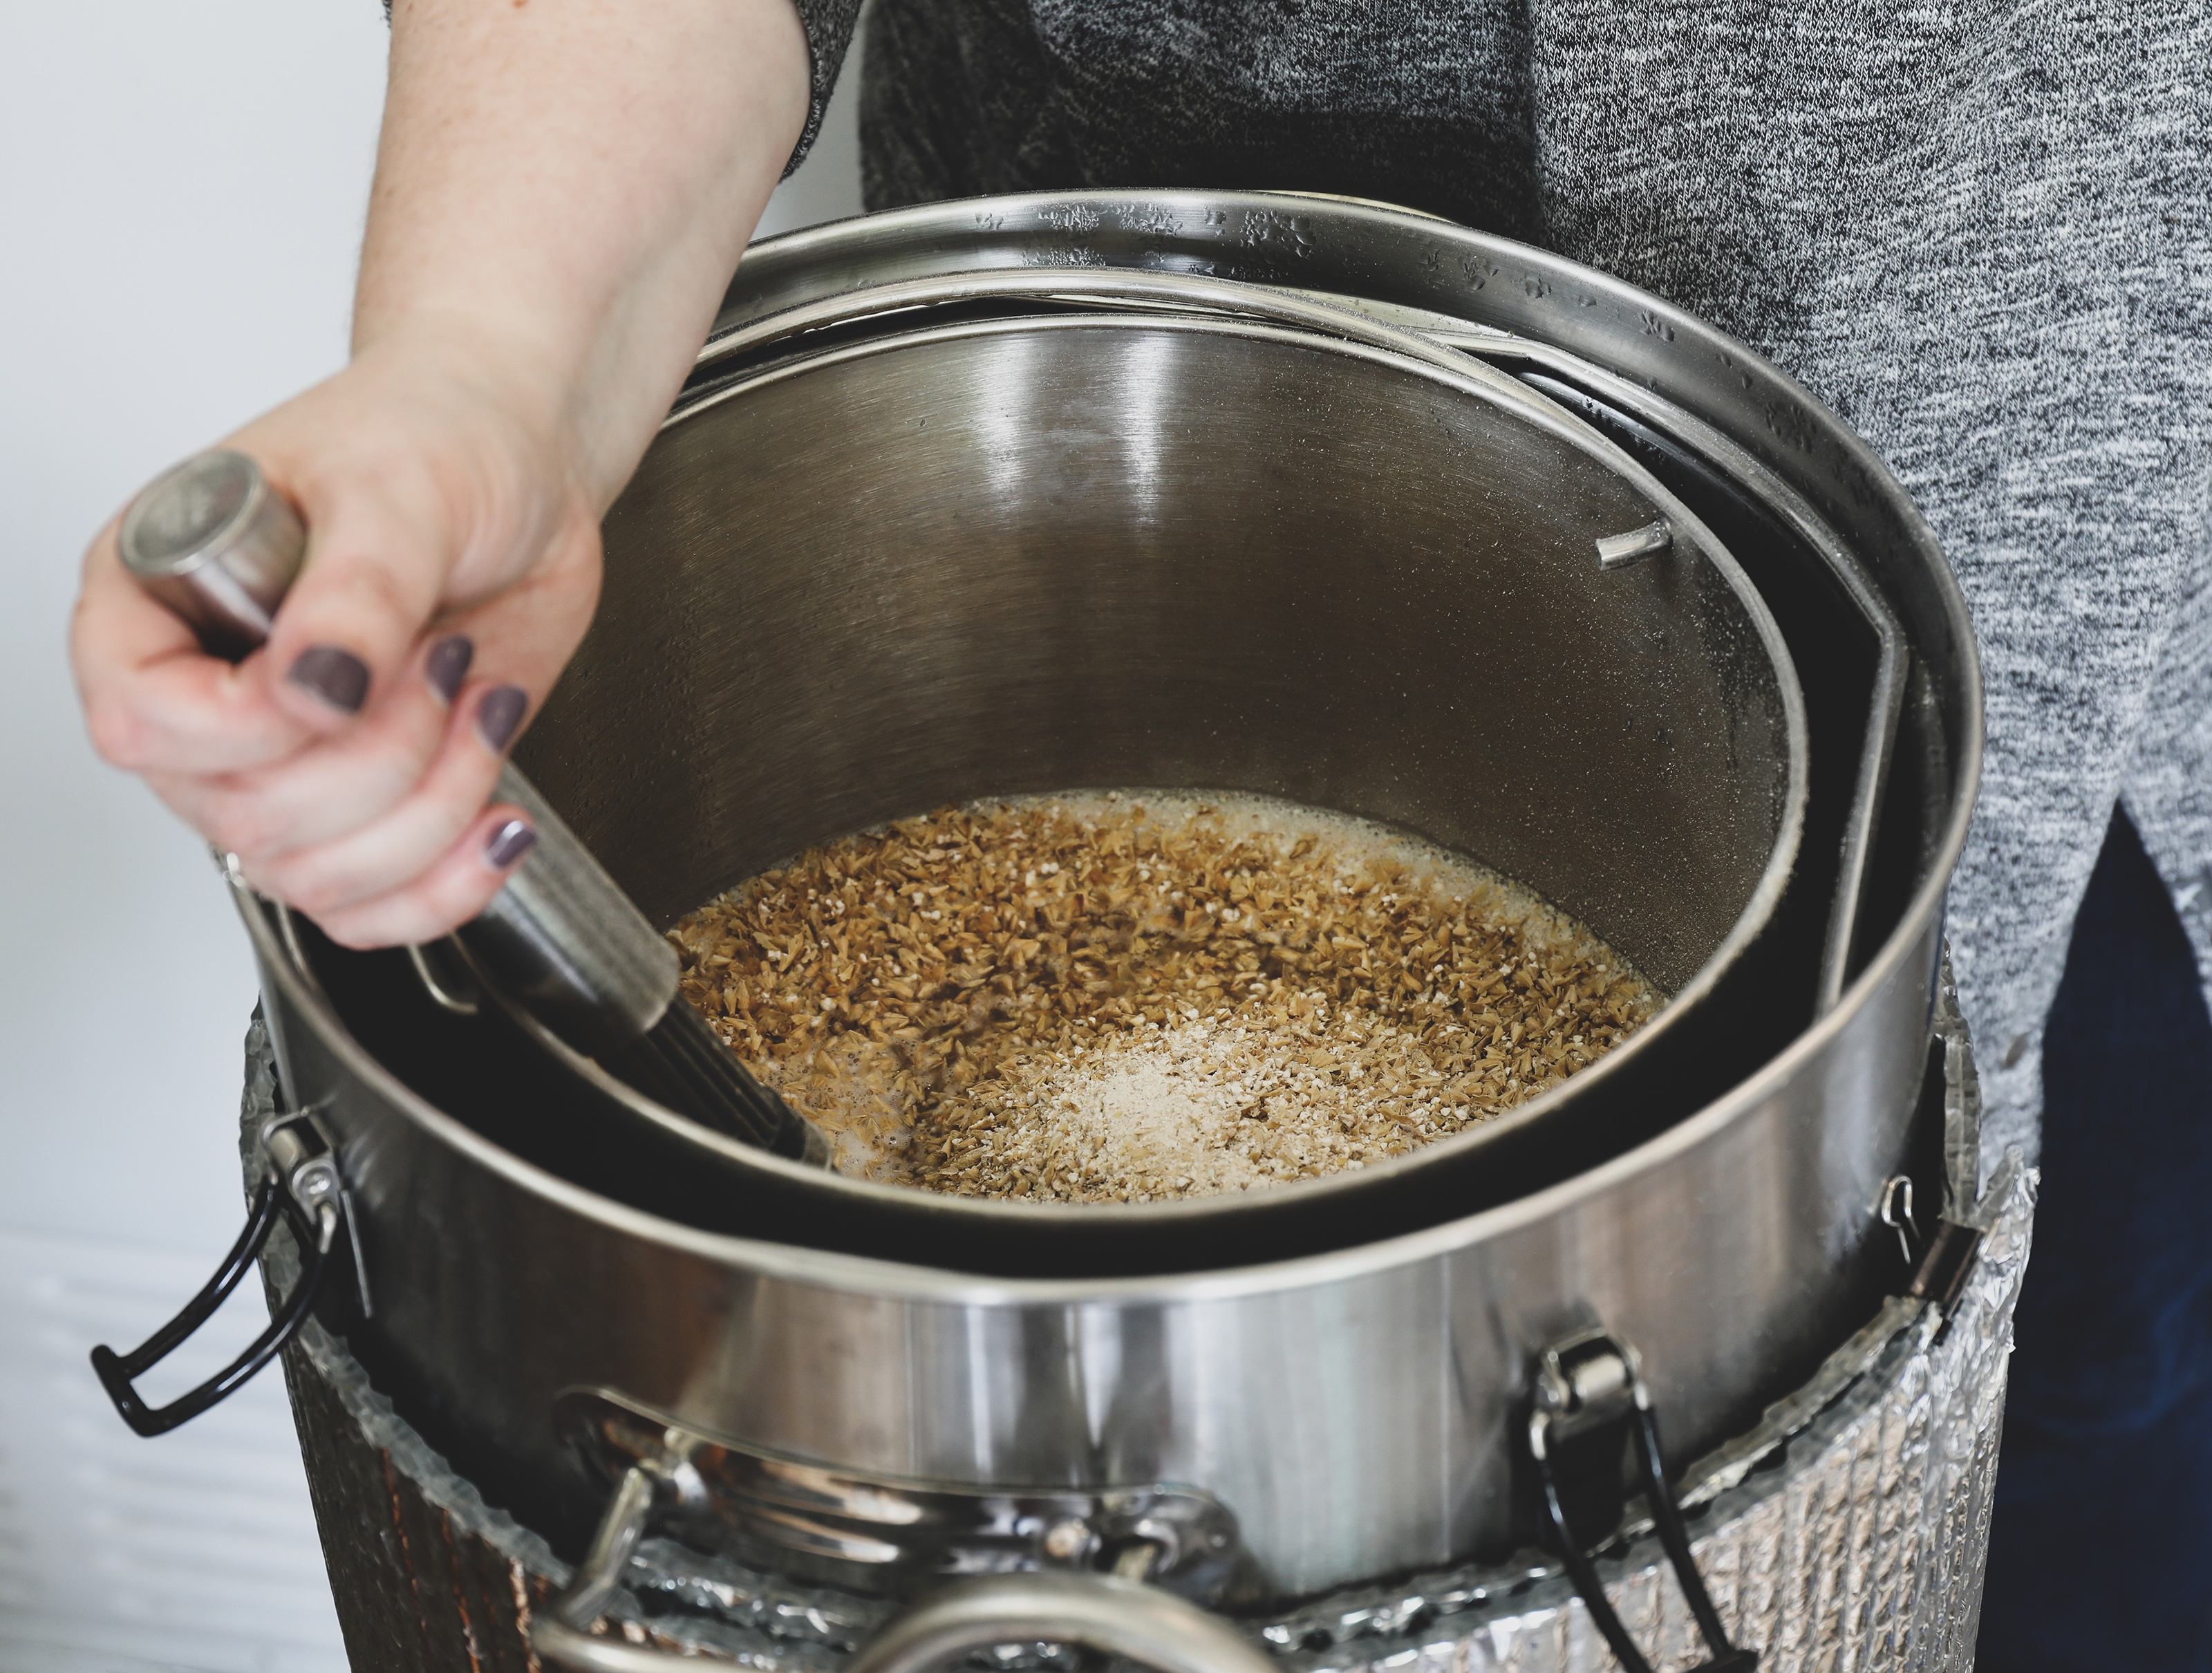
[528,1467,669,1673]
[531,1462,1276,1673]
[535,1564,1276,1673]
[843,1572,1280,1673]
[1527,1329,1757,1673]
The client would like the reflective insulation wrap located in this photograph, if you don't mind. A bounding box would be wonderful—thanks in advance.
[248,1007,2032,1673]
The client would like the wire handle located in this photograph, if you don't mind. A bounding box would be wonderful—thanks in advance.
[89,1173,334,1437]
[532,1461,1273,1673]
[1527,1329,1756,1673]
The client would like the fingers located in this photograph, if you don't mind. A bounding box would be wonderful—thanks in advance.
[71,355,610,951]
[158,493,594,877]
[149,513,597,946]
[251,440,462,737]
[311,802,541,950]
[233,675,532,913]
[158,633,480,857]
[216,516,600,940]
[76,417,482,778]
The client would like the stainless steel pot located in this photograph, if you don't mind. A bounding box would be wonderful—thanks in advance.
[419,267,1814,1265]
[226,194,1976,1615]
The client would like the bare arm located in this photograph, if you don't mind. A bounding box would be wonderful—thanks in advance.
[72,0,810,946]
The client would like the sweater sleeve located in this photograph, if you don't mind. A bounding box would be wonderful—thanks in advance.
[784,0,866,176]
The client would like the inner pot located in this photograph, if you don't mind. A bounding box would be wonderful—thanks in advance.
[493,292,1805,1248]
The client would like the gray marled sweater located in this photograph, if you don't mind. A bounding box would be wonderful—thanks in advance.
[785,0,2211,1169]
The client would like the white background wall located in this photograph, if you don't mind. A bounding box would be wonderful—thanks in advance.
[0,6,862,1667]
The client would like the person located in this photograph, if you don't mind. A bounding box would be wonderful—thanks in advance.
[68,2,2211,1665]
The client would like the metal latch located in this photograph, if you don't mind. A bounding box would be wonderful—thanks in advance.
[1906,1219,1985,1339]
[88,1107,359,1436]
[1526,1329,1757,1672]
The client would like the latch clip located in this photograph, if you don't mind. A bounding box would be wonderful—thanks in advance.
[88,1106,357,1436]
[1527,1328,1757,1673]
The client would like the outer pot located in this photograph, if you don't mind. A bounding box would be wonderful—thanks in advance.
[243,192,1978,1604]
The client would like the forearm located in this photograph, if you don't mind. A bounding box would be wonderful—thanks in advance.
[359,0,811,507]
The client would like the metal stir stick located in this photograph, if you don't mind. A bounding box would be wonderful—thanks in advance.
[117,449,822,1161]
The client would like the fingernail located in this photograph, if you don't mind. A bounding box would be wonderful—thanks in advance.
[476,684,528,752]
[485,818,537,870]
[425,635,474,704]
[288,645,371,714]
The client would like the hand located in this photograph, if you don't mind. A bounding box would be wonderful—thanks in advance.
[68,0,807,950]
[73,326,601,947]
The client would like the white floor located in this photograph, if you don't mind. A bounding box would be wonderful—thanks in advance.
[0,6,862,1667]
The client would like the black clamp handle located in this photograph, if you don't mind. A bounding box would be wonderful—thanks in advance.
[90,1114,348,1437]
[1526,1329,1756,1673]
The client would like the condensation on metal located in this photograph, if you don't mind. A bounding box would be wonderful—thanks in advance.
[247,992,2030,1673]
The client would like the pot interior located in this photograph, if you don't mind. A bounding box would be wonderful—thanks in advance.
[525,315,1795,1002]
[279,306,1824,1275]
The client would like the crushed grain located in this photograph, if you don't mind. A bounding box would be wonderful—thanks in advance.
[669,793,1659,1202]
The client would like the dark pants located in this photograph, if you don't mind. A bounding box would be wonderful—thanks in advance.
[1978,805,2212,1671]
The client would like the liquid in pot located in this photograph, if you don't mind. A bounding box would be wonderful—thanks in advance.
[669,794,1659,1202]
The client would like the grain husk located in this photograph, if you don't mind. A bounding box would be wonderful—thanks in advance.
[670,794,1658,1203]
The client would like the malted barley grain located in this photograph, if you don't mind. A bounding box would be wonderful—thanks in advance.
[669,794,1658,1202]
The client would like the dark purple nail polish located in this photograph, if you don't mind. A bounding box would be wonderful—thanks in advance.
[425,634,474,704]
[476,684,528,752]
[485,817,537,870]
[287,645,371,714]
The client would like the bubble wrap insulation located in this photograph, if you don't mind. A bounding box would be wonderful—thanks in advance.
[249,996,2031,1673]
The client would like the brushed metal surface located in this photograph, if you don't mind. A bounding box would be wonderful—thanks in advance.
[118,449,303,655]
[713,194,1978,863]
[586,300,1796,998]
[684,263,1908,1020]
[496,292,1810,1251]
[252,1010,2025,1673]
[250,892,1943,1598]
[464,763,681,1054]
[238,194,1979,1602]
